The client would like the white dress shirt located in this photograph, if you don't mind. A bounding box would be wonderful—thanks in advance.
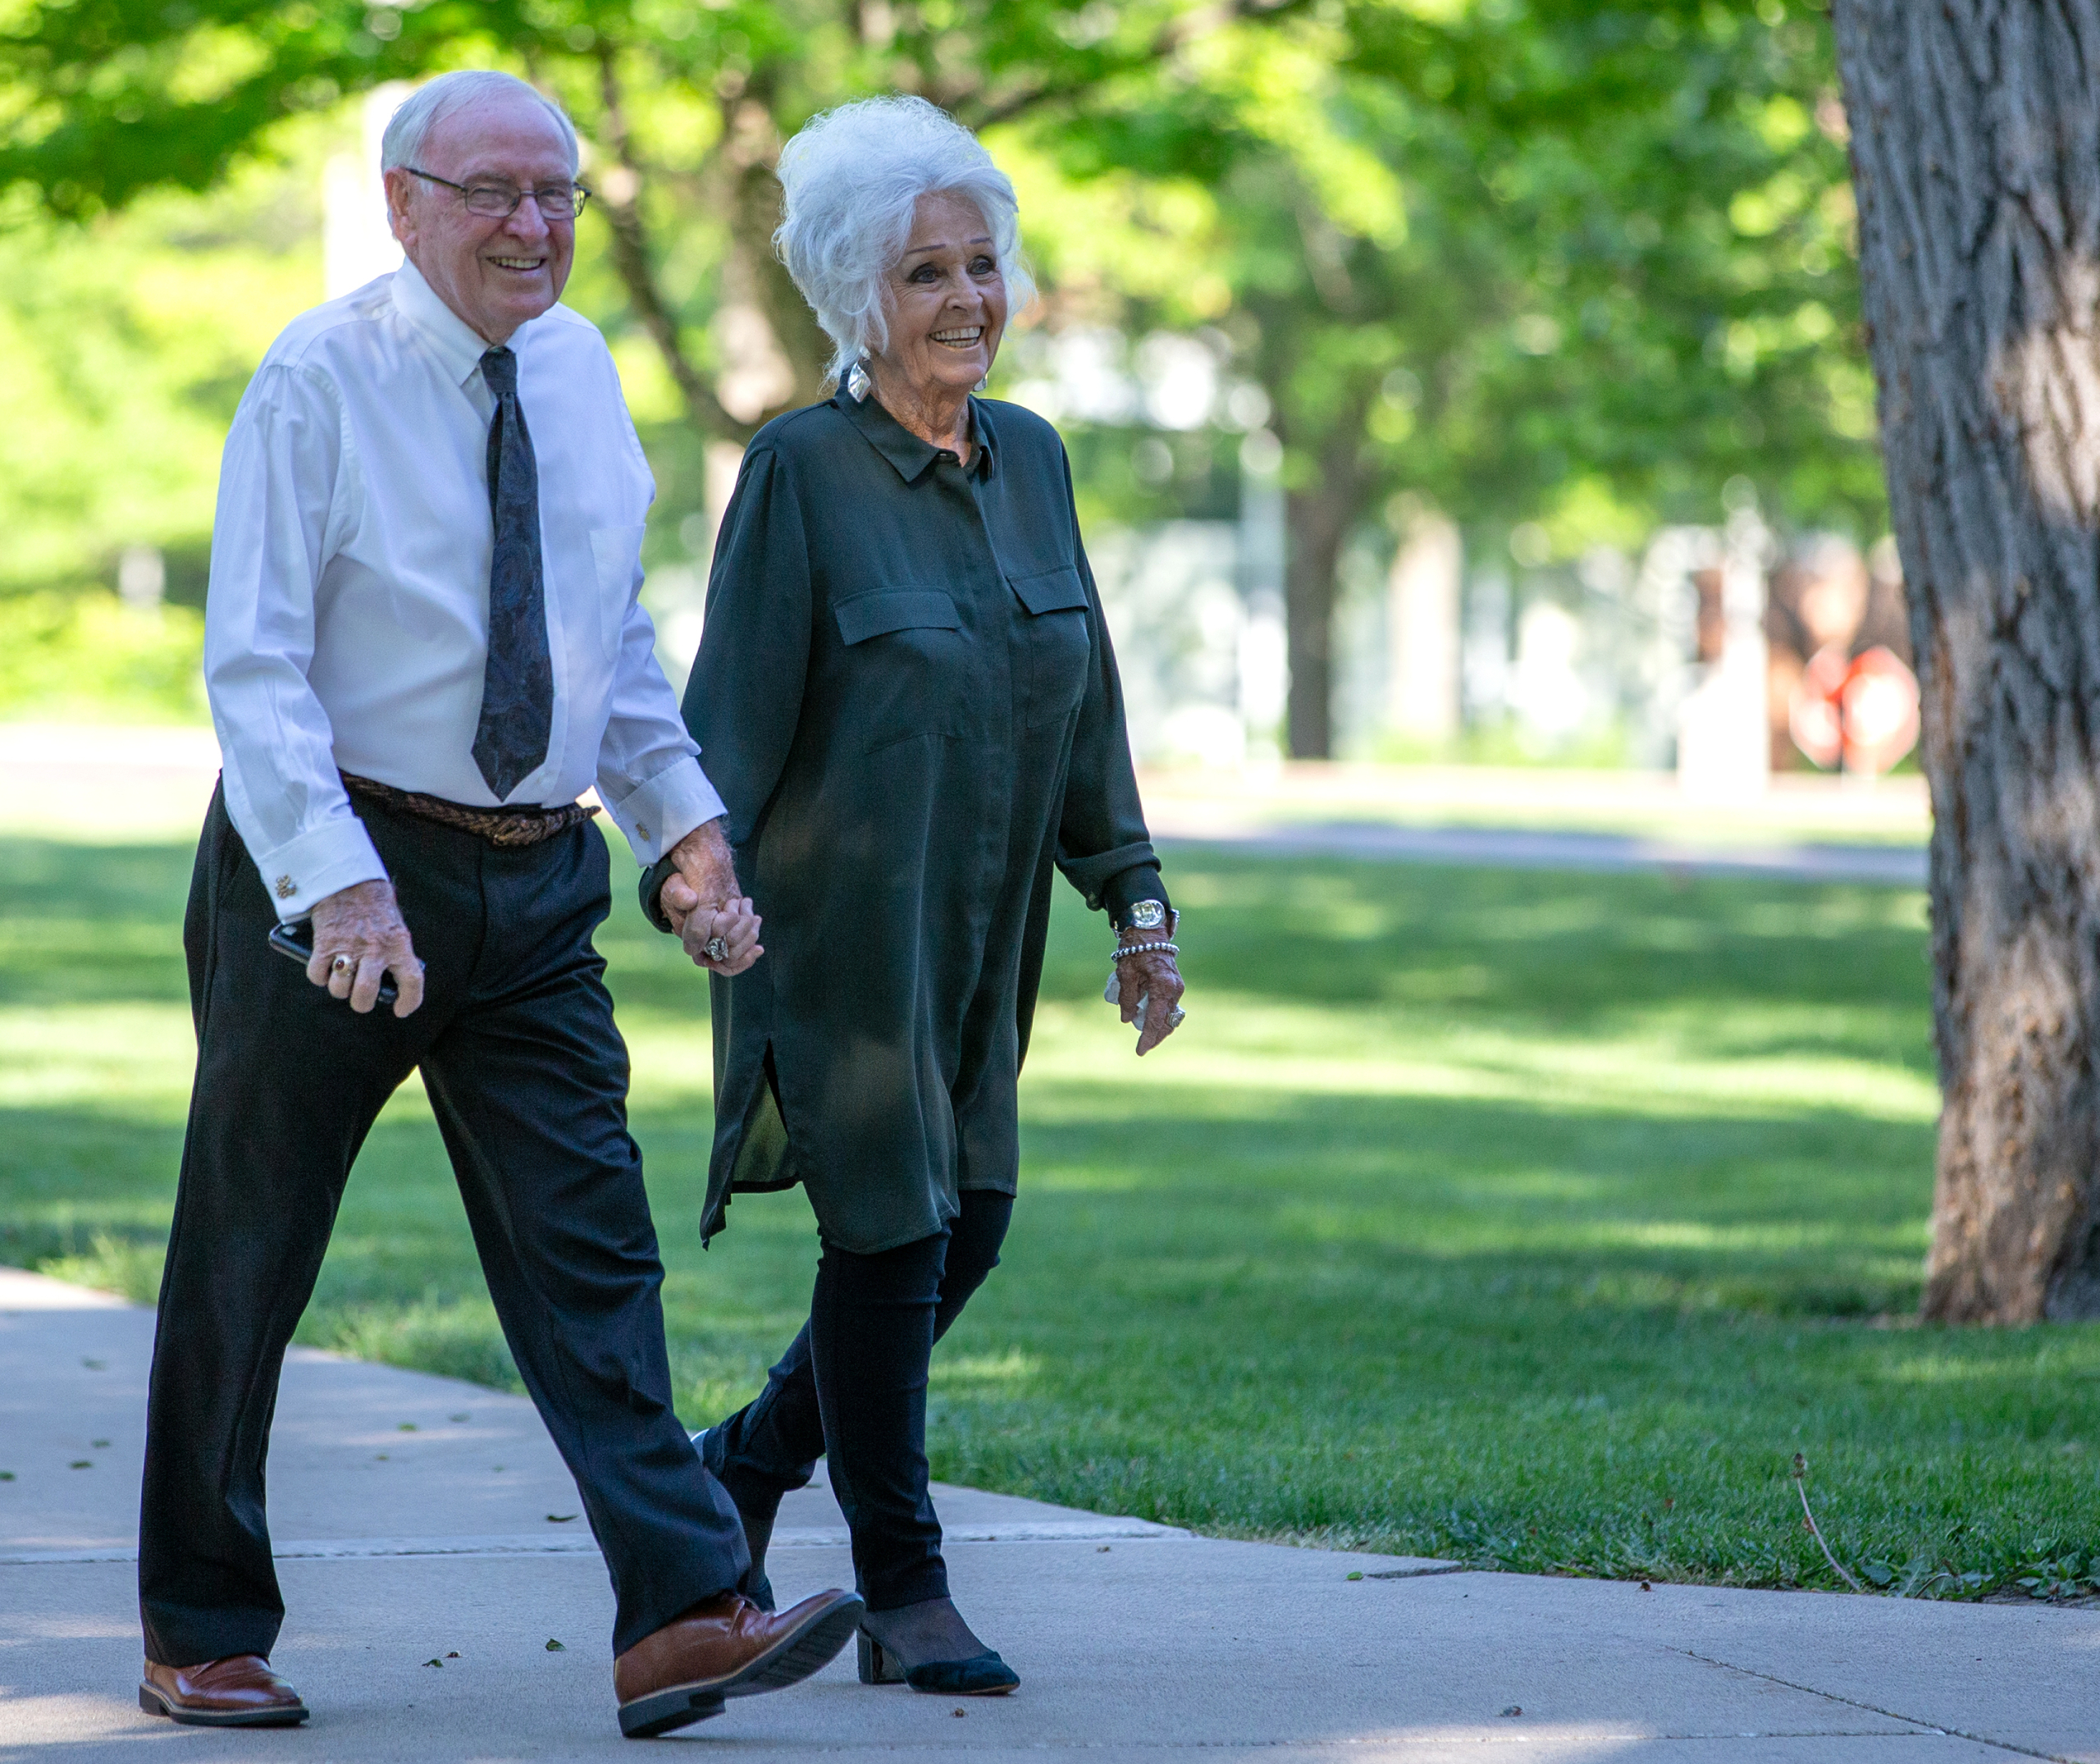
[204,258,724,921]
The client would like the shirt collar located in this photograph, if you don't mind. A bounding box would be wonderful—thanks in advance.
[836,377,998,482]
[390,257,511,390]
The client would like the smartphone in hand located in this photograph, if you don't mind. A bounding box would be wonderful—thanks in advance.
[267,921,399,1006]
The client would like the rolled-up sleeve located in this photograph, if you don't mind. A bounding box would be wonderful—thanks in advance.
[205,363,386,921]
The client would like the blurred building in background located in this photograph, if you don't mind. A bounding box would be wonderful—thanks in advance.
[641,320,1914,793]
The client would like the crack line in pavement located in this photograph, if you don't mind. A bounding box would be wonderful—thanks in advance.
[1673,1646,2072,1762]
[0,1522,1191,1566]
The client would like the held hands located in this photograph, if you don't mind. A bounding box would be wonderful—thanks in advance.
[307,878,426,1017]
[660,820,764,976]
[1113,931,1185,1058]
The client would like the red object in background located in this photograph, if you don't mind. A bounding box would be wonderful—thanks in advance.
[1788,644,1921,775]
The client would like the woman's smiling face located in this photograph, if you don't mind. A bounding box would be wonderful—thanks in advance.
[875,190,1008,400]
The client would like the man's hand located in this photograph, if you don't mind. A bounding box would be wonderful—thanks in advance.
[307,878,426,1017]
[1115,935,1185,1058]
[660,820,764,976]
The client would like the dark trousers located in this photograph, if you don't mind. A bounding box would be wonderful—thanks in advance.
[710,1190,1012,1611]
[139,787,746,1666]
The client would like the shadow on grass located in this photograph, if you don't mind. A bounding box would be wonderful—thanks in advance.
[16,829,2091,1597]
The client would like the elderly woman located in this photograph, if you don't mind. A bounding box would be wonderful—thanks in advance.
[642,96,1185,1695]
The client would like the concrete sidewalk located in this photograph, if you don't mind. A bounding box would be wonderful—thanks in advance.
[2,1267,2091,1762]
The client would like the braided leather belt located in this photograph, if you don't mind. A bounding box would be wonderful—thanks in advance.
[340,772,600,848]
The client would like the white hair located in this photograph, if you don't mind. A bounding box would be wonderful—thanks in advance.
[774,96,1037,382]
[380,71,579,176]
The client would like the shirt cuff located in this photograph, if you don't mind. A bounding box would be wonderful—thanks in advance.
[600,756,728,867]
[250,815,387,924]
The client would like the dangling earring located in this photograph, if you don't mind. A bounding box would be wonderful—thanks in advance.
[847,361,872,402]
[974,374,988,394]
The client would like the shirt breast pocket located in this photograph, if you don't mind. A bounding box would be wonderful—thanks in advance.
[1009,564,1092,729]
[834,589,966,752]
[589,525,647,660]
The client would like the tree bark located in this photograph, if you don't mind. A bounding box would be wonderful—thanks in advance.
[1833,0,2100,1322]
[1281,391,1375,759]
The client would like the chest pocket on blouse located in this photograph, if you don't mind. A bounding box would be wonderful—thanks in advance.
[1010,565,1091,729]
[834,589,966,752]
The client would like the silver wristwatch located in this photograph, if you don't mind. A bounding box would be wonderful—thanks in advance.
[1121,899,1171,932]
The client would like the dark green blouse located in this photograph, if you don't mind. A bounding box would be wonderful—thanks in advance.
[646,386,1167,1254]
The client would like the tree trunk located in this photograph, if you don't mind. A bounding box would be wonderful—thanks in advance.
[1833,1,2100,1322]
[1281,401,1375,760]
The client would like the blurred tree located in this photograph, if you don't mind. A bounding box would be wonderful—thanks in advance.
[1029,0,1880,754]
[1833,0,2100,1323]
[0,0,1299,441]
[0,0,1883,756]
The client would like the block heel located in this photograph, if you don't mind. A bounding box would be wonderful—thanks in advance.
[856,1629,1018,1695]
[856,1629,906,1684]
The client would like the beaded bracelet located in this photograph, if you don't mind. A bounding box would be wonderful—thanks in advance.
[1112,939,1179,962]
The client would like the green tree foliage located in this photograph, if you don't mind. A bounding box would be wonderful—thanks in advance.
[1020,0,1879,751]
[0,2,1879,751]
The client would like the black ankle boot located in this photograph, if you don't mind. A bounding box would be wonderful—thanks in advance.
[856,1629,1018,1695]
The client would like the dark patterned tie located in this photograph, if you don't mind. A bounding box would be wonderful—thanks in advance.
[471,345,554,800]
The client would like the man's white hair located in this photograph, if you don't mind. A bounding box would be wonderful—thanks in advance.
[380,71,579,176]
[774,96,1036,382]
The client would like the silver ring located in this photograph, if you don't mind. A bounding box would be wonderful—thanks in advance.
[1166,1007,1186,1029]
[704,935,729,963]
[331,954,354,976]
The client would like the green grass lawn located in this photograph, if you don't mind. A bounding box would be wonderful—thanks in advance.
[4,827,2097,1602]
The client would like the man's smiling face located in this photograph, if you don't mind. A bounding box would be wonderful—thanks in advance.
[386,93,576,345]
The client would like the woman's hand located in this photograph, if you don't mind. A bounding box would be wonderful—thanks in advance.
[1114,940,1185,1057]
[680,894,763,976]
[661,820,765,976]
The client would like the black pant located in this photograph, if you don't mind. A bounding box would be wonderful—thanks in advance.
[710,1190,1011,1611]
[139,788,746,1665]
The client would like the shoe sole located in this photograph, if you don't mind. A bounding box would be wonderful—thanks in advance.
[618,1592,865,1739]
[140,1685,309,1726]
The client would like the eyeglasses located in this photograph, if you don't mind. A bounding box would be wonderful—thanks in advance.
[405,167,590,221]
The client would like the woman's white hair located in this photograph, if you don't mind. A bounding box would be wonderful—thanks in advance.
[774,96,1036,382]
[380,71,579,175]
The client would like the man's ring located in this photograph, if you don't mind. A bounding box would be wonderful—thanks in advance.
[705,935,729,963]
[1166,1006,1187,1029]
[331,954,354,976]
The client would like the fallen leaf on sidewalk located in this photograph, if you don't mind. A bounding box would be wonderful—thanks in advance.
[546,1513,578,1523]
[423,1658,443,1668]
[546,1639,565,1652]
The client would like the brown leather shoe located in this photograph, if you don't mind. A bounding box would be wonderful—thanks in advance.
[614,1587,863,1738]
[139,1655,309,1727]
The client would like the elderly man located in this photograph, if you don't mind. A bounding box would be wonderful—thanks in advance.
[136,70,859,1739]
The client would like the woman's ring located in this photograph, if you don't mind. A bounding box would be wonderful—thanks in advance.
[331,954,354,976]
[705,935,729,963]
[1166,1006,1186,1029]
